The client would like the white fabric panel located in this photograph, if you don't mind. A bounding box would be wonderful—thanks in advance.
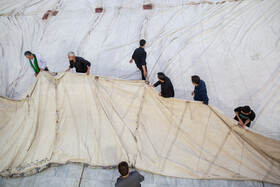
[0,72,279,184]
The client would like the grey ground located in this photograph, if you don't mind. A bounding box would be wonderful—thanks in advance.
[1,164,279,187]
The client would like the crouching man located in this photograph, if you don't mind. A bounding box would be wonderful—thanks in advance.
[234,105,255,128]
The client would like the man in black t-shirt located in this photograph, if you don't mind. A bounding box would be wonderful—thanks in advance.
[65,52,91,75]
[129,39,147,80]
[234,106,256,127]
[152,72,174,98]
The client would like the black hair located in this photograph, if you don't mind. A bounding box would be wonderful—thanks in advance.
[140,39,146,47]
[118,161,129,176]
[24,51,32,56]
[191,75,200,84]
[242,106,251,113]
[158,72,166,81]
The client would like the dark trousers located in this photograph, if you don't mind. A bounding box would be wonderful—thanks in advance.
[37,67,49,74]
[138,65,147,80]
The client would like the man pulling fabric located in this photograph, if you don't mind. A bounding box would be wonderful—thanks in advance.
[24,51,49,77]
[65,52,91,75]
[152,72,175,98]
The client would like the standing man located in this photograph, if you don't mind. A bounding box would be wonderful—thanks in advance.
[65,52,91,75]
[129,39,147,80]
[191,75,209,105]
[24,51,49,77]
[152,72,174,98]
[115,161,144,187]
[234,106,256,128]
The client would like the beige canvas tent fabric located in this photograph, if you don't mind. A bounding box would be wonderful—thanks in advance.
[0,72,279,184]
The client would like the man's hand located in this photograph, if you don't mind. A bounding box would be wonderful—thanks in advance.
[65,68,71,72]
[239,121,244,126]
[34,73,38,77]
[143,70,147,77]
[237,123,243,127]
[40,68,43,72]
[191,91,194,96]
[150,84,155,87]
[129,59,133,63]
[86,66,91,75]
[142,65,147,78]
[95,76,99,79]
[158,93,162,96]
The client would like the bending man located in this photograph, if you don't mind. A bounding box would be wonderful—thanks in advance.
[65,52,91,75]
[24,51,49,77]
[152,72,175,98]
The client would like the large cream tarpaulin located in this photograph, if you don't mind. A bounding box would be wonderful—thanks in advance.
[0,72,279,184]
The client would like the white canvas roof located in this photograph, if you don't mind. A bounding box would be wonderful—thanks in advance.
[0,0,280,185]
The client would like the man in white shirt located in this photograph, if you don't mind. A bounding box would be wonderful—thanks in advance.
[24,51,49,77]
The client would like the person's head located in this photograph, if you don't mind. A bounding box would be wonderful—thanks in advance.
[140,39,146,48]
[68,52,75,61]
[118,161,129,177]
[158,72,166,82]
[242,106,251,114]
[191,75,200,86]
[24,51,33,60]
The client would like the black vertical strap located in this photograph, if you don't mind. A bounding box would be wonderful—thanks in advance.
[78,164,85,187]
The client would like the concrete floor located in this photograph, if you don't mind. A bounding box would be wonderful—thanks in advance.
[1,164,279,187]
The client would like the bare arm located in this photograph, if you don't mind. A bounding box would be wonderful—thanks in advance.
[142,65,147,77]
[242,119,251,127]
[235,111,244,125]
[66,61,73,72]
[86,66,91,75]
